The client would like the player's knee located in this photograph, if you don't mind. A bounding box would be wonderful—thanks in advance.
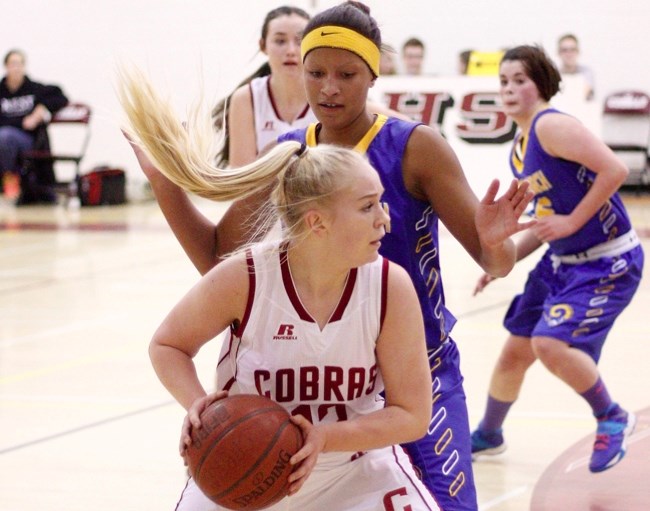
[496,340,535,372]
[531,336,566,368]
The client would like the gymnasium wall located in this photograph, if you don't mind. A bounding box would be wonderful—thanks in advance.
[3,0,648,197]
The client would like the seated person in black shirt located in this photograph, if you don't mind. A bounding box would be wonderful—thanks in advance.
[0,49,68,203]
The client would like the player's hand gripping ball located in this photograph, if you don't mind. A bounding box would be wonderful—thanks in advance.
[185,394,304,510]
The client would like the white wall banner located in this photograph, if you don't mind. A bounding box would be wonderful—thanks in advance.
[371,75,600,196]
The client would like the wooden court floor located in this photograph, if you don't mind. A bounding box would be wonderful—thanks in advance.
[1,192,649,511]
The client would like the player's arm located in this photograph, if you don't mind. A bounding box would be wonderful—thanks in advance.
[127,136,272,275]
[474,229,544,295]
[364,262,431,442]
[228,84,259,167]
[403,125,533,277]
[532,113,628,242]
[301,263,430,453]
[149,254,249,411]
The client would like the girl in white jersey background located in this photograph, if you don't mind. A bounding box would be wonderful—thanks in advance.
[120,73,440,509]
[211,6,316,168]
[210,5,406,169]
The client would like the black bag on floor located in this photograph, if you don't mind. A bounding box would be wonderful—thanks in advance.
[80,167,126,206]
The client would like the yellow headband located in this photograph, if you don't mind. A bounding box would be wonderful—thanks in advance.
[301,25,380,77]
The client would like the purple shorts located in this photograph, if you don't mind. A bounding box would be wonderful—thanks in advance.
[504,246,643,362]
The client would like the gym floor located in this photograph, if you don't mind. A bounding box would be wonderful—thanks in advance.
[1,192,648,510]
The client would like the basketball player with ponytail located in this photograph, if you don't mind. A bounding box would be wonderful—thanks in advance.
[121,72,441,509]
[122,3,534,509]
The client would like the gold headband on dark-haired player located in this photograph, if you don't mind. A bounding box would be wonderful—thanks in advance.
[301,25,380,77]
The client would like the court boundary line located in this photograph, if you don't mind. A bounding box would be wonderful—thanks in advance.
[0,399,174,455]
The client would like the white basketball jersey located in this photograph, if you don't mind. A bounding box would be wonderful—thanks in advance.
[250,76,318,154]
[185,246,441,511]
[218,243,388,426]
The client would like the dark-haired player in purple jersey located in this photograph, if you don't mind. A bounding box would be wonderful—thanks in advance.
[471,45,642,474]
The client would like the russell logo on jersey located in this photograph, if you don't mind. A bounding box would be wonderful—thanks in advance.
[273,324,298,341]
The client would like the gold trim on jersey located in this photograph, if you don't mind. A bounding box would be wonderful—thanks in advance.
[305,123,319,147]
[304,114,389,154]
[511,132,528,175]
[354,114,388,154]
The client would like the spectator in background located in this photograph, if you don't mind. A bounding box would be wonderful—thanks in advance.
[401,37,426,75]
[0,49,68,202]
[557,34,595,101]
[379,47,397,75]
[458,49,473,75]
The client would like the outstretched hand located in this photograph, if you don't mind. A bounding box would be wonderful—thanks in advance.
[475,179,535,248]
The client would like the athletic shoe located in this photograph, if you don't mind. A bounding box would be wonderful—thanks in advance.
[589,405,636,473]
[2,172,20,200]
[470,428,506,459]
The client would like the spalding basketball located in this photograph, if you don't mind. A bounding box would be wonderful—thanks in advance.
[185,394,303,510]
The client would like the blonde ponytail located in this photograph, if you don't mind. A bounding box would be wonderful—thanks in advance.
[117,66,371,249]
[117,66,302,201]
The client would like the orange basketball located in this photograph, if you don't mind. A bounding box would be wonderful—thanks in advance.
[185,394,303,510]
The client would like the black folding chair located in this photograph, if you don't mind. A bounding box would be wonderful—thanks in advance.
[21,102,92,203]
